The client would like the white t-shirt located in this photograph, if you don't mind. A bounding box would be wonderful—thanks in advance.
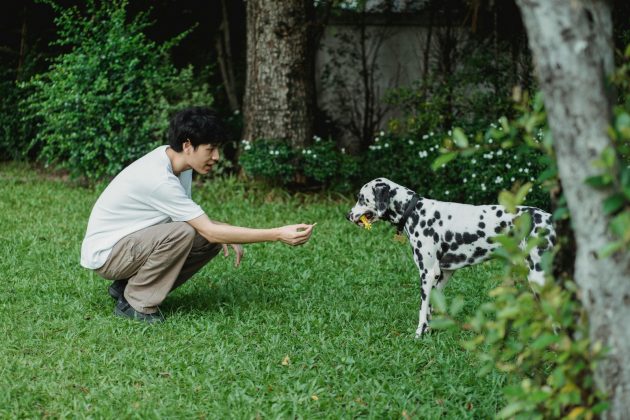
[80,145,205,269]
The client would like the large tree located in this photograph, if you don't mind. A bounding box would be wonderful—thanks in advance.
[515,1,630,418]
[242,0,316,148]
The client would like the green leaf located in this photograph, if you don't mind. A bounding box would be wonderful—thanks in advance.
[597,240,625,259]
[497,402,526,419]
[585,175,612,188]
[515,182,533,205]
[498,191,517,213]
[449,296,465,317]
[452,127,469,148]
[603,193,626,215]
[431,152,458,171]
[531,334,560,350]
[429,318,456,330]
[430,289,447,313]
[610,211,630,239]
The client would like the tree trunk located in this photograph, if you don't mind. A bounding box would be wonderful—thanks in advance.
[215,0,240,112]
[242,0,314,148]
[515,1,630,418]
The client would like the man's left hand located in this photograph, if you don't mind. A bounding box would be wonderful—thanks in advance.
[222,243,244,267]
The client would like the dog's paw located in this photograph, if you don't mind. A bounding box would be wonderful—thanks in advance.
[414,323,430,339]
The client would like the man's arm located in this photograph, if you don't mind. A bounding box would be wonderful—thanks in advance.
[186,213,315,246]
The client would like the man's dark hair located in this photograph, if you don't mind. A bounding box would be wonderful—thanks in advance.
[167,106,229,152]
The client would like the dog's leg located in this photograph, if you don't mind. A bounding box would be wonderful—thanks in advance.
[414,258,439,338]
[435,270,453,291]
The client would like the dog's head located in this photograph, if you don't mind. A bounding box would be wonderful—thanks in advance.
[346,178,401,227]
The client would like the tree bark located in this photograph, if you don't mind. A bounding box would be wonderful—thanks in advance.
[515,1,630,418]
[215,0,240,112]
[242,0,314,148]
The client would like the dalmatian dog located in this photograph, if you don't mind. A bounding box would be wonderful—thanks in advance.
[347,178,555,338]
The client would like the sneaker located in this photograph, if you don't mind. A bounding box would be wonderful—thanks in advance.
[108,279,127,300]
[114,296,164,324]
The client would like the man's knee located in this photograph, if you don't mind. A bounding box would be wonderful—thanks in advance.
[171,222,197,243]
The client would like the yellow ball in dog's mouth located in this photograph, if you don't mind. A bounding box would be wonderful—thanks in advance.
[360,215,372,230]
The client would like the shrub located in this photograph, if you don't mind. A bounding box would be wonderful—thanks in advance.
[360,126,550,210]
[239,136,359,191]
[21,0,215,182]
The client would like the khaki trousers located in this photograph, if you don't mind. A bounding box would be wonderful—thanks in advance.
[96,222,221,314]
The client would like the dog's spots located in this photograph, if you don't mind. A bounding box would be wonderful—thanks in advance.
[420,220,426,228]
[448,215,452,220]
[496,210,503,217]
[434,211,441,219]
[445,231,453,242]
[478,222,485,229]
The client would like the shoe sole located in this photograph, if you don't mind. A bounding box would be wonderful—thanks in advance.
[114,305,164,324]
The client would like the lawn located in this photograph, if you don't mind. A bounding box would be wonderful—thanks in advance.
[0,162,507,418]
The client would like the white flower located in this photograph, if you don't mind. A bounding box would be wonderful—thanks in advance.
[408,140,414,146]
[445,191,450,195]
[463,178,467,183]
[511,177,515,182]
[495,176,503,184]
[496,150,503,156]
[505,163,511,169]
[471,159,477,164]
[380,131,385,137]
[422,134,429,140]
[472,173,476,178]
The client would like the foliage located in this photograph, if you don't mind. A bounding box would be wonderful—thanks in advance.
[585,44,630,257]
[239,136,359,191]
[21,0,215,182]
[431,196,607,418]
[0,54,39,161]
[359,126,550,209]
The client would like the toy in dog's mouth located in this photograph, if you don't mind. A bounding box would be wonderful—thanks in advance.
[358,212,374,230]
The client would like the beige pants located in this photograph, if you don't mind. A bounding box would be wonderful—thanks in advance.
[96,222,221,314]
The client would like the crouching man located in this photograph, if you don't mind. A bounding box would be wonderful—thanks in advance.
[80,107,315,323]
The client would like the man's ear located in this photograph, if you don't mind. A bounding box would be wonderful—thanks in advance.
[374,184,390,216]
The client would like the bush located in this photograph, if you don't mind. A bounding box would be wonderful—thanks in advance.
[239,136,359,191]
[21,0,215,182]
[360,126,550,210]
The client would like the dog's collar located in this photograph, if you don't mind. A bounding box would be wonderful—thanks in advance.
[396,194,419,235]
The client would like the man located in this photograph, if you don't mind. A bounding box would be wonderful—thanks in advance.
[80,107,315,323]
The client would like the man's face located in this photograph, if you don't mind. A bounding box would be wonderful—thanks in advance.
[185,142,220,174]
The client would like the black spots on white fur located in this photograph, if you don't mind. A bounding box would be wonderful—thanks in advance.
[434,211,441,220]
[496,210,503,217]
[478,222,486,229]
[445,231,454,242]
[454,232,478,245]
[448,215,452,220]
[420,220,426,228]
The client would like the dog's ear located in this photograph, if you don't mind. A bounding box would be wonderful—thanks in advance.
[374,184,391,216]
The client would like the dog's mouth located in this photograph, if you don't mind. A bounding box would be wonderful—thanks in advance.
[356,211,374,227]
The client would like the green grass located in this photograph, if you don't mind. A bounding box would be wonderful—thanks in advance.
[0,162,506,418]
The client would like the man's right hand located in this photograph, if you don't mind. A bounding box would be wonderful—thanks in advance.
[276,223,316,246]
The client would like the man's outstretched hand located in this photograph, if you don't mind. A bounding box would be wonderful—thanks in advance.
[221,223,315,267]
[276,223,316,246]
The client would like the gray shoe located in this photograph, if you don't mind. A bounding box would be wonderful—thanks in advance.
[108,279,127,300]
[114,296,164,324]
